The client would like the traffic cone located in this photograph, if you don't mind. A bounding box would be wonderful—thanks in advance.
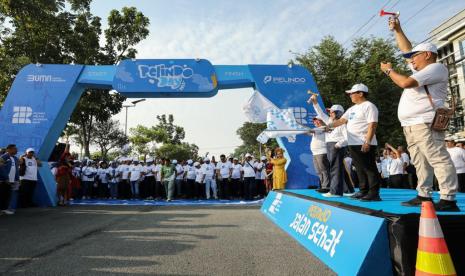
[415,201,456,276]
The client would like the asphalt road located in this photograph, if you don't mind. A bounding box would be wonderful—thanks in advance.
[0,205,334,276]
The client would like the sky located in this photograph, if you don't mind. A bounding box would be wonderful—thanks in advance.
[89,0,465,158]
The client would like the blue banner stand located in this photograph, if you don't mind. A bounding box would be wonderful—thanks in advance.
[261,191,393,276]
[0,59,326,206]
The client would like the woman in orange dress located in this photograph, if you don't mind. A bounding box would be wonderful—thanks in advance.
[266,147,287,190]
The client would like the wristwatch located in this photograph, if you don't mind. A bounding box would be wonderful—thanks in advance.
[384,68,392,76]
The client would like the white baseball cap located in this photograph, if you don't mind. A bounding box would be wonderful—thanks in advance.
[172,159,178,164]
[132,158,139,162]
[345,83,368,94]
[187,159,193,165]
[146,158,154,163]
[203,157,210,162]
[26,148,35,153]
[233,157,238,161]
[245,153,252,158]
[329,104,344,113]
[260,156,267,161]
[194,162,200,166]
[402,42,438,58]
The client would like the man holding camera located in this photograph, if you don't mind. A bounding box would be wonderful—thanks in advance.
[380,17,458,211]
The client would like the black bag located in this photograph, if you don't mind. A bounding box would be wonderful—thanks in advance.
[425,85,455,131]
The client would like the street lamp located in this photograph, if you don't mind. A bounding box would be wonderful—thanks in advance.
[123,99,146,135]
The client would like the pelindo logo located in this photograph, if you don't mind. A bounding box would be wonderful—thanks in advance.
[263,76,306,85]
[138,64,194,90]
[12,106,32,124]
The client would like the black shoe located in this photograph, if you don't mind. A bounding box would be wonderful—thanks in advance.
[434,200,460,212]
[316,188,330,193]
[401,196,432,207]
[350,192,367,200]
[360,194,382,202]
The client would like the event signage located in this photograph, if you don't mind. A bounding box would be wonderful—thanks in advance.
[113,59,218,95]
[261,191,393,276]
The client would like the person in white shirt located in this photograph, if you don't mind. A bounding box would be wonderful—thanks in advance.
[380,18,459,211]
[254,156,267,198]
[385,144,405,189]
[380,149,391,188]
[117,158,131,199]
[185,160,196,199]
[307,116,330,193]
[310,95,348,196]
[107,161,119,199]
[193,162,203,199]
[153,159,164,199]
[81,160,97,199]
[143,158,156,200]
[97,161,109,198]
[128,158,144,199]
[201,158,217,200]
[230,158,242,199]
[18,148,42,207]
[216,154,232,199]
[242,153,256,200]
[329,83,381,201]
[445,137,465,193]
[174,160,184,198]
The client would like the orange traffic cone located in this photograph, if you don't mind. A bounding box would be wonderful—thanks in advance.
[415,201,456,276]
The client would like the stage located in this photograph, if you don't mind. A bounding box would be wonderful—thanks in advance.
[261,188,465,276]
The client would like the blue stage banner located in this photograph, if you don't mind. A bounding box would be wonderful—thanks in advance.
[113,59,218,95]
[261,191,392,276]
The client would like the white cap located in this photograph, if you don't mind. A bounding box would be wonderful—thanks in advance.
[345,83,368,94]
[260,156,267,161]
[26,148,35,153]
[233,157,238,161]
[194,161,200,166]
[445,135,456,141]
[245,153,252,158]
[403,42,438,58]
[203,157,210,162]
[187,159,193,165]
[172,159,177,164]
[146,158,154,163]
[132,158,139,162]
[330,104,344,113]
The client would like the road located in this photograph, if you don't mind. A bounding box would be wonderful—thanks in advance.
[0,205,334,276]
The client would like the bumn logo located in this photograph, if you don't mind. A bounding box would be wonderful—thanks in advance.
[12,106,32,124]
[26,75,65,82]
[138,64,194,90]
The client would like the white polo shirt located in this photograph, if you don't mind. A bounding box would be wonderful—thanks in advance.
[242,160,256,178]
[231,163,242,179]
[254,161,265,179]
[129,164,144,181]
[20,157,38,181]
[341,100,378,146]
[388,158,404,175]
[216,161,232,178]
[398,63,448,127]
[186,165,196,180]
[195,167,203,183]
[310,127,327,155]
[201,163,215,180]
[447,147,465,174]
[154,164,162,181]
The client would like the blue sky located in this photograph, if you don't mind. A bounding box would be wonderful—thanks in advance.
[90,0,465,157]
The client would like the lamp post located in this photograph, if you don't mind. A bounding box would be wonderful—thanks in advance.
[123,99,146,135]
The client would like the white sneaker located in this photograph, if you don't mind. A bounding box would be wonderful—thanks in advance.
[343,193,355,197]
[322,192,342,198]
[3,209,15,215]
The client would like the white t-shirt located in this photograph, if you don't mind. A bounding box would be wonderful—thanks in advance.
[398,63,449,127]
[341,101,378,146]
[201,163,215,180]
[107,167,119,183]
[216,161,232,178]
[447,147,465,174]
[388,158,404,175]
[401,153,410,174]
[145,164,155,177]
[231,163,242,179]
[242,160,256,178]
[118,164,130,180]
[20,157,38,181]
[82,166,97,181]
[154,164,162,181]
[129,164,144,181]
[9,157,16,182]
[310,127,327,155]
[381,157,390,178]
[72,166,81,178]
[313,103,347,145]
[195,167,203,183]
[175,164,184,180]
[98,167,108,183]
[254,162,265,179]
[186,165,196,180]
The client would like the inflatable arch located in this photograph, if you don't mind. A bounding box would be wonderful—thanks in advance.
[0,59,325,206]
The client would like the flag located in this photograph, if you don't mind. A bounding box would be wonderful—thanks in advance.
[243,90,278,123]
[256,108,310,144]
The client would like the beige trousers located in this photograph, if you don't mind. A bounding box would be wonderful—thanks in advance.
[403,124,457,200]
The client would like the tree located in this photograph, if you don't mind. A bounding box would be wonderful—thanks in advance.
[155,143,199,161]
[153,114,185,144]
[129,125,167,159]
[295,36,409,146]
[233,122,278,157]
[91,119,128,160]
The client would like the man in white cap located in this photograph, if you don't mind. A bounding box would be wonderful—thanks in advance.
[173,160,184,198]
[184,159,196,198]
[216,154,232,199]
[201,157,217,199]
[18,148,42,208]
[230,157,242,199]
[380,18,459,211]
[242,153,256,200]
[328,83,381,201]
[128,158,144,199]
[254,156,267,198]
[144,158,156,199]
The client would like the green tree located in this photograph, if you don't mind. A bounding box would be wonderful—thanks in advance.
[129,125,167,158]
[155,142,199,161]
[153,114,185,144]
[295,36,409,147]
[91,119,128,160]
[233,122,278,157]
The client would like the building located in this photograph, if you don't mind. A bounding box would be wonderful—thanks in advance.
[429,8,465,134]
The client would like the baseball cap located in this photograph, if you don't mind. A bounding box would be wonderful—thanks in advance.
[172,159,178,164]
[345,83,368,94]
[445,135,456,141]
[402,42,438,59]
[203,157,210,162]
[187,159,193,165]
[132,158,139,162]
[233,157,238,161]
[260,156,267,161]
[194,162,200,166]
[330,104,344,113]
[26,148,35,153]
[146,158,153,163]
[245,153,252,158]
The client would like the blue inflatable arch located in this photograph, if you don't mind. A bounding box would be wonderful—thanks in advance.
[0,59,325,206]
